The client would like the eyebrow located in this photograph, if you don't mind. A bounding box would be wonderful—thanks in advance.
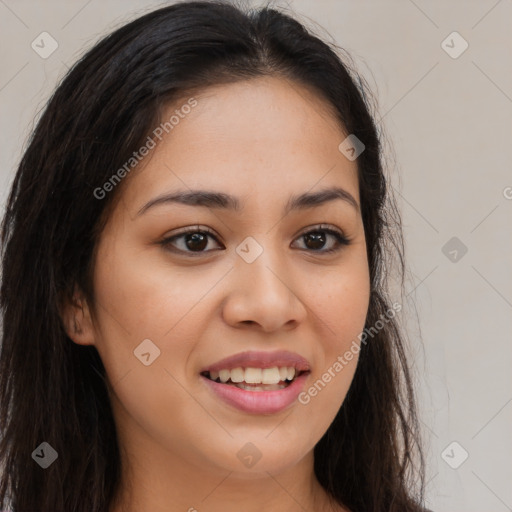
[137,186,359,217]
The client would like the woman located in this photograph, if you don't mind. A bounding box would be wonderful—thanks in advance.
[0,1,428,511]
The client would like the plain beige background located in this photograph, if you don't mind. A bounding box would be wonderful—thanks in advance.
[1,1,511,511]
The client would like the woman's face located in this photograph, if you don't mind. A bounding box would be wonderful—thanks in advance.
[76,76,370,481]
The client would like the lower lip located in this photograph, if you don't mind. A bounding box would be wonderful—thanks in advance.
[200,372,309,414]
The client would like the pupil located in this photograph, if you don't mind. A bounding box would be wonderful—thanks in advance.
[186,233,207,251]
[305,232,325,250]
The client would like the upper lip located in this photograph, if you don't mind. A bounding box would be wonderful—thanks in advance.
[200,350,311,373]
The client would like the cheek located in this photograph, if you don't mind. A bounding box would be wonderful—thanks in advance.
[105,351,218,476]
[92,246,215,460]
[309,250,370,347]
[299,256,369,424]
[93,234,220,340]
[90,237,206,397]
[91,236,230,411]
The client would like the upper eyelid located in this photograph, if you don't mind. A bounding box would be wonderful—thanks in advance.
[166,224,346,241]
[162,224,349,250]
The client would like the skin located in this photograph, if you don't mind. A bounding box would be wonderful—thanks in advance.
[62,76,370,512]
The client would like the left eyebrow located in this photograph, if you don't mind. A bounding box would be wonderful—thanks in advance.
[136,186,359,217]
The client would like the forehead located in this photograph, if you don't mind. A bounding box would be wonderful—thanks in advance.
[120,76,359,213]
[169,76,346,154]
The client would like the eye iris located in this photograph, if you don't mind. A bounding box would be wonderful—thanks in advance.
[186,232,208,251]
[304,231,326,250]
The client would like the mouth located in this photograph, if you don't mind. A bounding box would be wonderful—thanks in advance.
[200,367,310,391]
[199,350,312,413]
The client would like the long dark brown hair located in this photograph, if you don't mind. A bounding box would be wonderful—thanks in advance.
[0,1,427,510]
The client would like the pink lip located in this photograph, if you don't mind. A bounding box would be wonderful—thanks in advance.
[200,372,310,414]
[200,350,311,373]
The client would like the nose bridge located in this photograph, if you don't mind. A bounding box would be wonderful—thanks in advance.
[223,233,305,331]
[236,232,290,297]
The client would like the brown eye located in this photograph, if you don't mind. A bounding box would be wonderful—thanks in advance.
[160,227,222,255]
[293,226,351,254]
[303,231,327,250]
[183,232,209,251]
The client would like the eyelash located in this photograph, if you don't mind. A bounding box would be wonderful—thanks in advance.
[159,224,351,256]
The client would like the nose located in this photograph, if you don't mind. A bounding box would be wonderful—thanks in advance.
[221,248,308,333]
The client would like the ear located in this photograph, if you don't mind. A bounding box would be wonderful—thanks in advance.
[60,286,96,346]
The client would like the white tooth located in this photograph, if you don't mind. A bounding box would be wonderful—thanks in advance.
[215,366,295,385]
[230,367,245,383]
[286,367,296,381]
[244,367,262,383]
[261,367,281,385]
[219,369,231,383]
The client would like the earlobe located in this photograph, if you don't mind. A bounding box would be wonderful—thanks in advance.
[60,288,96,346]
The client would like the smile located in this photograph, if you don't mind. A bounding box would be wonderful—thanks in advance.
[201,366,306,391]
[200,370,310,414]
